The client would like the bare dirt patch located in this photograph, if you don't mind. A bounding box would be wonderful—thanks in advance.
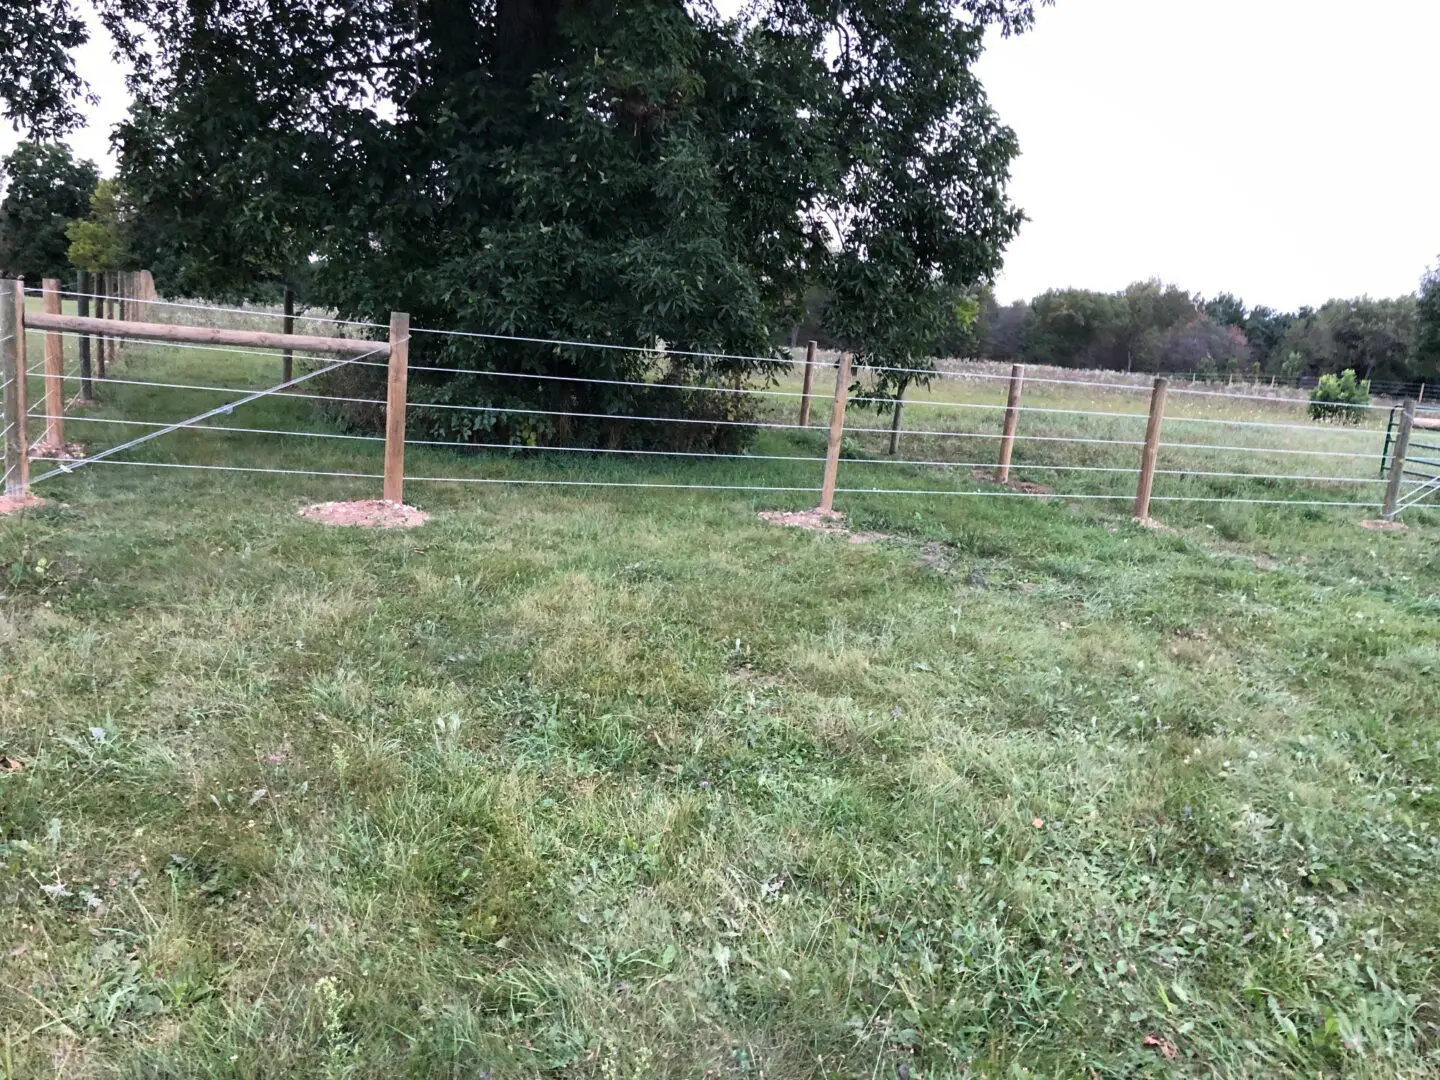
[0,493,47,515]
[30,441,87,461]
[969,468,1054,496]
[298,500,429,529]
[1358,519,1406,532]
[1132,516,1176,532]
[730,664,786,689]
[917,541,955,573]
[758,508,893,544]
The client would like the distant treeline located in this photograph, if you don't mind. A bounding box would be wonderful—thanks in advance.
[794,276,1440,388]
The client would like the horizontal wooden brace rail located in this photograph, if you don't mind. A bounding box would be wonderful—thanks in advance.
[25,312,387,358]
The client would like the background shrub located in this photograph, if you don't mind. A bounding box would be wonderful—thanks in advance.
[1308,369,1370,424]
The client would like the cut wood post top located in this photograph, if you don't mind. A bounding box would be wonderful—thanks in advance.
[24,310,387,358]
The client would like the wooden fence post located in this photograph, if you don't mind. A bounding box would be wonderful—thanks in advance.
[282,286,295,385]
[41,279,64,449]
[120,272,131,359]
[818,351,851,514]
[1133,376,1168,521]
[77,270,93,401]
[996,362,1024,483]
[1,279,29,495]
[101,271,113,373]
[383,311,410,503]
[797,339,817,426]
[1381,399,1416,521]
[108,271,119,366]
[1420,383,1427,405]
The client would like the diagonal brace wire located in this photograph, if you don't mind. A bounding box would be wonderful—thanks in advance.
[1394,475,1440,513]
[29,341,392,486]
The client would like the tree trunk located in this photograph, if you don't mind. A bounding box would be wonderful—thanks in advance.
[889,383,907,455]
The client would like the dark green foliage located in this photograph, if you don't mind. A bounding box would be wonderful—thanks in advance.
[1323,297,1416,383]
[1018,280,1200,372]
[0,0,89,137]
[1203,291,1247,329]
[1278,298,1418,384]
[1308,369,1370,424]
[1022,287,1124,368]
[954,283,1428,387]
[80,0,1041,446]
[1413,261,1440,382]
[0,141,98,280]
[1242,304,1294,368]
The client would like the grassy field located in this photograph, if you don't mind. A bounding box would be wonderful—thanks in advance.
[1,330,1439,1077]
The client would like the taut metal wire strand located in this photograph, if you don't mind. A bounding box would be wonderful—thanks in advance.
[28,341,391,486]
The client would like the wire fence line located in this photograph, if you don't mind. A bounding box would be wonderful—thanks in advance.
[42,457,1389,509]
[10,302,1434,521]
[23,293,1407,410]
[32,357,1387,438]
[31,368,1376,456]
[26,341,390,487]
[33,413,1388,485]
[342,356,1390,435]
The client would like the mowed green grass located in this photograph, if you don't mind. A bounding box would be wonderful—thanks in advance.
[1,333,1439,1078]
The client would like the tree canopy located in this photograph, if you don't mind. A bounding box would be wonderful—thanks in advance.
[1415,260,1440,383]
[0,140,98,280]
[0,0,90,138]
[0,0,1052,444]
[950,281,1434,389]
[64,178,133,272]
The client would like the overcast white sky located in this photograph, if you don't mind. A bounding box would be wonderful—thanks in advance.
[976,0,1440,309]
[5,0,1438,311]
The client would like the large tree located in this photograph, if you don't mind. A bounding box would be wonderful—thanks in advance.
[1324,297,1416,384]
[1023,287,1123,368]
[64,178,134,272]
[0,0,90,138]
[1413,261,1440,384]
[2,0,1042,447]
[0,140,98,280]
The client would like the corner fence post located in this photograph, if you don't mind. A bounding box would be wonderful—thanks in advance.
[996,362,1025,482]
[797,339,817,426]
[1381,399,1416,521]
[1,279,29,495]
[1133,376,1168,521]
[383,311,410,503]
[819,350,851,514]
[41,278,64,449]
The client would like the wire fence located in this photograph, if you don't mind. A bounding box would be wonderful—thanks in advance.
[5,288,1436,523]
